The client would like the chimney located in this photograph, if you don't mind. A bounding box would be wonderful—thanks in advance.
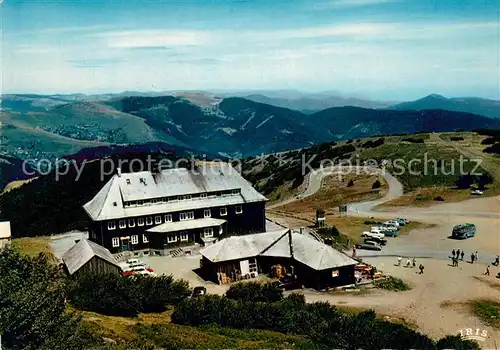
[117,167,122,177]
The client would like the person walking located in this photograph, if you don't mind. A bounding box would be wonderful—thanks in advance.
[406,258,411,267]
[397,256,402,266]
[460,251,464,261]
[412,257,416,268]
[485,265,490,276]
[419,264,424,274]
[456,249,461,259]
[452,249,456,258]
[471,253,475,263]
[475,251,479,262]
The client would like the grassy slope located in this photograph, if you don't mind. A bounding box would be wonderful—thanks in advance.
[78,309,321,349]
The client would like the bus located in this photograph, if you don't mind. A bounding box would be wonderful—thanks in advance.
[452,223,476,239]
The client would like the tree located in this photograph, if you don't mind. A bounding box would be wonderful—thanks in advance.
[372,180,382,189]
[0,249,84,350]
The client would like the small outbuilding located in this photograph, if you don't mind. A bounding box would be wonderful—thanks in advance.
[0,221,12,250]
[62,238,121,278]
[200,229,357,289]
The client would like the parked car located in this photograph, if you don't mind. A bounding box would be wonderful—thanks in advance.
[395,218,409,225]
[192,286,207,297]
[364,237,387,245]
[451,223,476,239]
[126,258,146,266]
[356,241,382,251]
[471,189,483,195]
[123,266,156,277]
[361,231,385,240]
[383,230,398,237]
[384,220,400,227]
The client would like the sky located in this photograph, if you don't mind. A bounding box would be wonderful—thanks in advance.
[2,0,500,100]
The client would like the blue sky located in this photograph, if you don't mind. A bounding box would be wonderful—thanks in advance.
[2,0,499,100]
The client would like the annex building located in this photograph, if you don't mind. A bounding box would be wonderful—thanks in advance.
[83,162,268,256]
[200,229,358,289]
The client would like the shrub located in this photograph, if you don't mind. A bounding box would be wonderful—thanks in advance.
[347,180,354,187]
[372,180,381,189]
[374,277,411,291]
[225,281,283,303]
[401,137,425,144]
[171,292,472,349]
[480,137,500,145]
[68,273,191,316]
[434,196,445,201]
[450,136,464,141]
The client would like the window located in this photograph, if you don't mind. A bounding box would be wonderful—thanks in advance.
[204,209,211,218]
[232,189,240,194]
[137,200,144,205]
[107,221,116,230]
[249,258,257,273]
[128,219,135,227]
[219,226,223,235]
[143,234,149,243]
[137,218,145,226]
[204,228,214,238]
[146,216,153,225]
[220,207,227,216]
[180,232,188,241]
[167,234,178,243]
[126,179,131,185]
[235,205,243,214]
[180,211,194,221]
[155,215,162,224]
[91,231,97,239]
[119,220,126,229]
[112,237,119,247]
[131,235,139,245]
[200,193,208,199]
[162,197,168,203]
[165,214,172,222]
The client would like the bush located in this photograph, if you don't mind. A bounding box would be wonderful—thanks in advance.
[434,196,445,201]
[372,180,381,189]
[68,273,191,316]
[483,142,500,155]
[374,277,411,291]
[450,136,464,141]
[225,281,283,303]
[347,180,354,187]
[171,292,474,349]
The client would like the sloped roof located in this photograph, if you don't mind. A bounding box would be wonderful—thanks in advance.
[200,230,289,262]
[147,218,226,233]
[201,230,358,271]
[83,163,267,221]
[62,239,119,275]
[0,221,11,239]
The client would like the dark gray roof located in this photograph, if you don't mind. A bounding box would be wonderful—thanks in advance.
[62,239,119,275]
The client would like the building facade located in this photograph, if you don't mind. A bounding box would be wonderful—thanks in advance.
[200,230,358,290]
[83,163,268,255]
[0,221,11,250]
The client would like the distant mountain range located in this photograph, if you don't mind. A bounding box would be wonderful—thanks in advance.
[389,94,500,119]
[1,92,500,163]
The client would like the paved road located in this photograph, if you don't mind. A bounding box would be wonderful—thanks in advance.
[268,165,404,210]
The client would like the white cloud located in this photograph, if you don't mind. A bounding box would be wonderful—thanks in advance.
[92,30,211,48]
[314,0,398,9]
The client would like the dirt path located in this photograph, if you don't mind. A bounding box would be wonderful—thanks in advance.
[297,257,500,347]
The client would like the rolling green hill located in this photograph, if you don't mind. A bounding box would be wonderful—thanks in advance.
[3,93,500,162]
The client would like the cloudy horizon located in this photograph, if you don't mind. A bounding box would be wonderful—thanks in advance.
[3,0,500,100]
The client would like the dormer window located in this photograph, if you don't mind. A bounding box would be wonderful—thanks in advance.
[200,193,207,199]
[113,202,117,207]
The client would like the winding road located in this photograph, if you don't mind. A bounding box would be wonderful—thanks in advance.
[268,163,500,263]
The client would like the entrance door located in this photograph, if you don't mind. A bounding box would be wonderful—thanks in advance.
[121,238,131,252]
